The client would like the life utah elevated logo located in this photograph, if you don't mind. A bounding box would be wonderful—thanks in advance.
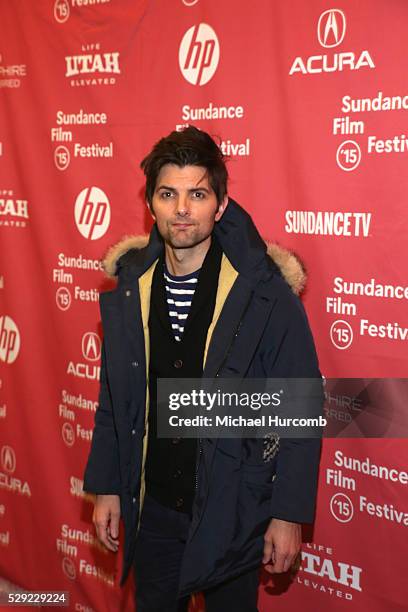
[289,9,375,75]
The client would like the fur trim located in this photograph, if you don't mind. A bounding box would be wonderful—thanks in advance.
[102,235,306,295]
[265,241,306,295]
[103,235,149,277]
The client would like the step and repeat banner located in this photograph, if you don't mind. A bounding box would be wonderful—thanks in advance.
[0,1,407,610]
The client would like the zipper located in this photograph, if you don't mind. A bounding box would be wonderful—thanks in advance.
[194,293,253,493]
[194,438,203,490]
[212,292,253,378]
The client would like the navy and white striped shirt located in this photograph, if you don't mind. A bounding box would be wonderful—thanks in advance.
[163,263,201,342]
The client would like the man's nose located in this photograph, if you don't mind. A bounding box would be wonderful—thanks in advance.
[175,194,190,216]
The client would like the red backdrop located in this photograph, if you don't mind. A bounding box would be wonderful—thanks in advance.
[0,1,407,610]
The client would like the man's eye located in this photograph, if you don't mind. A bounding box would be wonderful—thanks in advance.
[193,192,205,199]
[161,191,173,199]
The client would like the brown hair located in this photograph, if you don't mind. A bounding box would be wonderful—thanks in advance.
[140,126,228,206]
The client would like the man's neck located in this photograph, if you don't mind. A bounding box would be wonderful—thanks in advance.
[164,236,211,276]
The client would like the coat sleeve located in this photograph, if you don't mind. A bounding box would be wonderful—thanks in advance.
[83,340,121,495]
[263,284,324,524]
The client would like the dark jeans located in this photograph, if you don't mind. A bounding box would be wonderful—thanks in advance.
[134,493,260,612]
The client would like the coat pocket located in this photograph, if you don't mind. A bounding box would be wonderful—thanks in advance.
[231,461,276,550]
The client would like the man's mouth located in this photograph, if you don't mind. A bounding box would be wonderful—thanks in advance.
[172,223,194,229]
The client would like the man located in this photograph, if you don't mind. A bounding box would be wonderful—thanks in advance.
[83,126,323,611]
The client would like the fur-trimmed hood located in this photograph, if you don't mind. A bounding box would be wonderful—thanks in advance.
[102,235,306,295]
[101,199,307,295]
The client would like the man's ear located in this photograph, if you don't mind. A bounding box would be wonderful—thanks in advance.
[146,200,156,221]
[215,195,228,222]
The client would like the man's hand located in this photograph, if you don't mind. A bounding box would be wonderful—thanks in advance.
[262,517,301,574]
[93,495,121,552]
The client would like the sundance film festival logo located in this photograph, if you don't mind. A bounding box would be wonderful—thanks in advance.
[54,145,70,171]
[74,187,110,240]
[54,0,70,23]
[179,24,220,86]
[330,492,354,523]
[336,140,362,172]
[330,320,353,350]
[62,557,76,580]
[56,287,72,311]
[62,422,75,447]
[0,316,20,364]
[289,9,374,75]
[1,446,16,474]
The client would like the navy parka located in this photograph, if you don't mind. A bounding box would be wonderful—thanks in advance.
[83,198,323,596]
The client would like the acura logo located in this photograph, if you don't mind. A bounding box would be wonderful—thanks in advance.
[1,445,16,473]
[317,9,346,48]
[82,332,101,362]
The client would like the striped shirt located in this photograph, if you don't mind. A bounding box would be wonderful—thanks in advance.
[163,263,201,342]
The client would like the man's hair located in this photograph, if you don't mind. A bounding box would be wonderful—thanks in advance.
[140,126,228,206]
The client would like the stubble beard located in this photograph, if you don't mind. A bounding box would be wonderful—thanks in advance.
[164,223,211,250]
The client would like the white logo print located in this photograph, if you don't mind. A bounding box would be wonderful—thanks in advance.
[1,446,16,473]
[289,8,374,75]
[54,145,70,171]
[0,316,20,364]
[318,9,346,48]
[54,0,70,24]
[179,23,220,86]
[336,140,362,172]
[74,187,111,240]
[56,287,72,312]
[82,332,101,362]
[62,557,76,580]
[62,423,75,447]
[330,492,354,523]
[330,319,353,350]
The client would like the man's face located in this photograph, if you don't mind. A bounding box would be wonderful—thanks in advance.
[149,164,227,249]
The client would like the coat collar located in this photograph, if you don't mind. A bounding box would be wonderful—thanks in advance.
[102,198,307,295]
